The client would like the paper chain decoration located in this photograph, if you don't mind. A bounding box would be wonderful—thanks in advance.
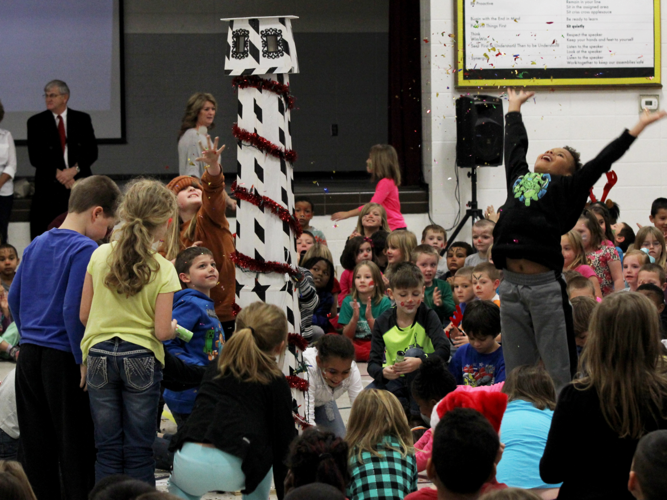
[589,171,617,204]
[231,181,303,238]
[232,75,295,110]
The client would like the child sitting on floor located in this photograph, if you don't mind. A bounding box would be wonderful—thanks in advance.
[338,236,374,307]
[367,262,449,414]
[304,335,363,437]
[411,357,457,472]
[448,301,505,387]
[571,295,597,355]
[561,229,602,298]
[576,210,623,296]
[473,262,501,306]
[465,219,495,267]
[566,275,597,300]
[296,231,315,262]
[338,260,391,361]
[635,226,667,269]
[295,196,327,245]
[346,390,417,500]
[0,244,19,292]
[163,247,225,429]
[303,256,336,338]
[612,222,636,253]
[421,224,448,279]
[623,249,651,292]
[350,203,390,239]
[441,241,473,282]
[411,244,455,325]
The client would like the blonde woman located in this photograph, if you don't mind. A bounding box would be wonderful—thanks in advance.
[541,293,667,499]
[346,389,417,500]
[178,92,217,178]
[168,302,296,500]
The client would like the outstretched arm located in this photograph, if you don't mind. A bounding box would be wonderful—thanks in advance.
[629,108,667,137]
[507,88,535,113]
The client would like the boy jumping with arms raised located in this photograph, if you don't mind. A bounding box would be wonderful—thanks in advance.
[494,88,665,392]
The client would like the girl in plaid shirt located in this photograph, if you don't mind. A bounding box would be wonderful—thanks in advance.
[345,389,418,500]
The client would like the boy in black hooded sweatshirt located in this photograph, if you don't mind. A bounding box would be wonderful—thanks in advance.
[493,88,666,393]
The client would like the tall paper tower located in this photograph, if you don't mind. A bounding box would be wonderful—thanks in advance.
[223,16,310,427]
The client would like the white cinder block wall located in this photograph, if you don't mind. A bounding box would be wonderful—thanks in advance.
[420,0,667,246]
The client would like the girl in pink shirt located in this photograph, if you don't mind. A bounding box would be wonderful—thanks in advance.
[332,144,407,231]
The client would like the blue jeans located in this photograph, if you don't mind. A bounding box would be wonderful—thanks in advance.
[314,400,346,438]
[168,443,272,500]
[87,338,163,485]
[0,427,18,460]
[366,347,424,416]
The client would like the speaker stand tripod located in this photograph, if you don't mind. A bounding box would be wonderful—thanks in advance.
[445,167,485,250]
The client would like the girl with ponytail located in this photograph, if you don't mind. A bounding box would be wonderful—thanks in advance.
[168,302,297,500]
[80,179,182,485]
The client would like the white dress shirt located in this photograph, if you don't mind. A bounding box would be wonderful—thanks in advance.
[0,128,17,197]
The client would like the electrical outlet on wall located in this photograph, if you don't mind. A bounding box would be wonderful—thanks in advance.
[639,95,660,112]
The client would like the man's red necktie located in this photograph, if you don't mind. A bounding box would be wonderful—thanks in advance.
[57,115,66,152]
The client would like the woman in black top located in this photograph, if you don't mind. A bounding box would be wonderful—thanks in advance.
[540,293,667,499]
[168,301,297,500]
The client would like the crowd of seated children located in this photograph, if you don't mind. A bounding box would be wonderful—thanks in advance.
[472,262,501,306]
[304,335,362,437]
[295,196,327,245]
[622,249,651,292]
[441,241,473,282]
[635,226,667,269]
[338,236,374,307]
[412,244,456,325]
[561,229,602,298]
[465,219,495,268]
[570,295,596,355]
[448,301,505,387]
[576,210,623,296]
[338,260,391,361]
[367,262,448,416]
[497,366,561,493]
[350,202,390,239]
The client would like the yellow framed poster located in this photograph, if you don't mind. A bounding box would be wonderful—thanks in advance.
[456,0,661,87]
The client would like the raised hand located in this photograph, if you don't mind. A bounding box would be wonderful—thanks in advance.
[507,88,535,113]
[365,296,374,321]
[196,135,225,167]
[629,108,667,137]
[351,300,360,319]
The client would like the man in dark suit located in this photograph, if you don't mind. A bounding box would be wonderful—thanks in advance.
[27,80,98,239]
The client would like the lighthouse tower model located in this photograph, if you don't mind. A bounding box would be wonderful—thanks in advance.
[222,16,310,428]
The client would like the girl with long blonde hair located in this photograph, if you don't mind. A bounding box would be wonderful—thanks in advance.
[345,389,417,499]
[80,179,182,485]
[168,302,297,500]
[331,145,407,231]
[541,292,667,498]
[352,203,391,238]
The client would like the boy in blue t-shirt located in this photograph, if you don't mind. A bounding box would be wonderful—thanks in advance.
[163,246,225,429]
[449,300,505,386]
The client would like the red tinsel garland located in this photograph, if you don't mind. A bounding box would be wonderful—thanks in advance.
[230,250,300,278]
[232,182,302,238]
[286,375,309,392]
[288,333,308,351]
[232,75,295,110]
[232,124,297,163]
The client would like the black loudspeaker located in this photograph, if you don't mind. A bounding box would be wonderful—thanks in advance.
[455,95,504,167]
